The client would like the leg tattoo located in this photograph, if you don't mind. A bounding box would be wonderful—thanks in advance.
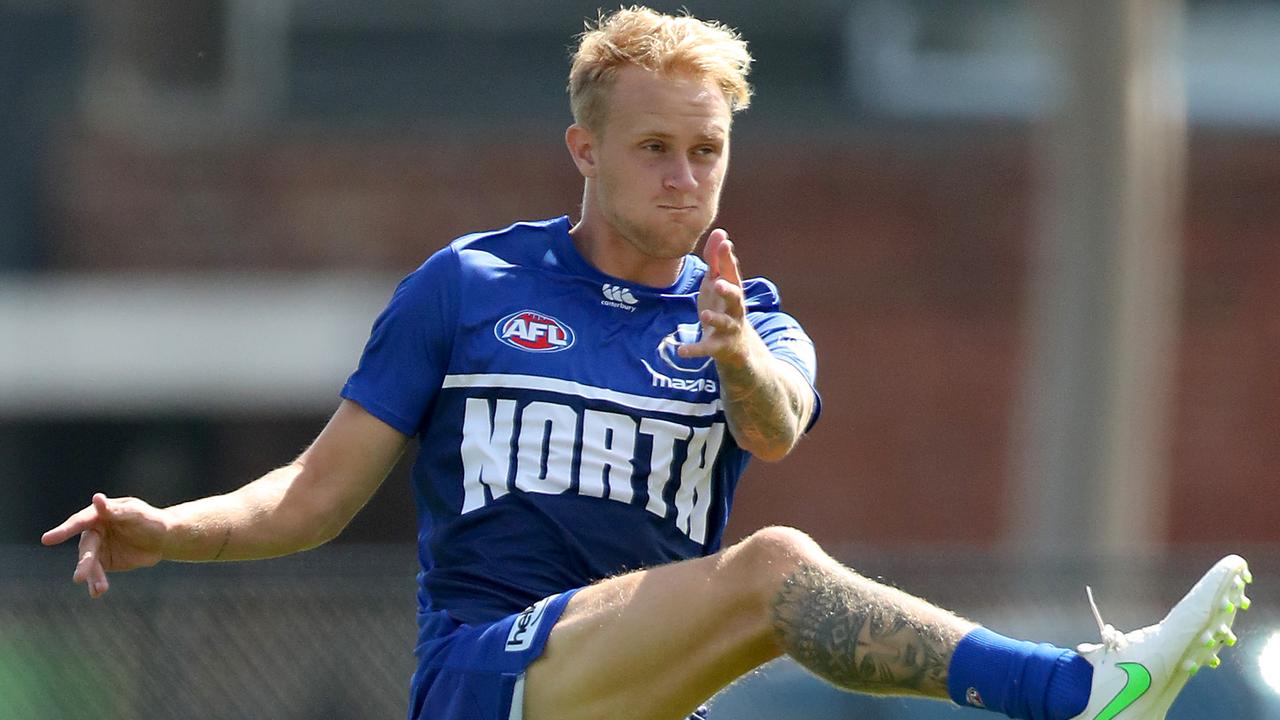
[770,563,964,697]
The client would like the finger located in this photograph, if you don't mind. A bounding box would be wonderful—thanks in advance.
[699,308,740,333]
[41,504,102,546]
[696,260,717,296]
[709,278,745,318]
[677,318,737,358]
[702,229,728,275]
[675,339,713,358]
[76,530,111,598]
[74,528,102,584]
[716,238,744,288]
[89,568,110,599]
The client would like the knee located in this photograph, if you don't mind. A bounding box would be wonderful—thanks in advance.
[710,527,834,653]
[730,526,827,590]
[741,525,819,560]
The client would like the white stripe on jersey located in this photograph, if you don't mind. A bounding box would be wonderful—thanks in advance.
[442,373,723,417]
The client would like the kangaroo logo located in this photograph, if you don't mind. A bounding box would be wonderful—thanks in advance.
[658,321,712,373]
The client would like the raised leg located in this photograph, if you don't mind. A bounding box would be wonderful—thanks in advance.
[522,526,975,720]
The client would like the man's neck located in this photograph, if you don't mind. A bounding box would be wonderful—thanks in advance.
[568,220,685,288]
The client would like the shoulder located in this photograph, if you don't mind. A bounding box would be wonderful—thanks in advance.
[397,217,569,295]
[448,217,570,269]
[741,277,782,313]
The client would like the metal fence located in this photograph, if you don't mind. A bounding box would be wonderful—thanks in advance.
[7,544,1277,719]
[4,546,418,720]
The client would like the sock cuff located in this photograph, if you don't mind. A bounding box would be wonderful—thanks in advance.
[948,627,1028,709]
[1045,651,1093,719]
[948,627,1088,720]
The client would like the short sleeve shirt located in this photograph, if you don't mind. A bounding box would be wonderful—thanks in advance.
[342,217,820,625]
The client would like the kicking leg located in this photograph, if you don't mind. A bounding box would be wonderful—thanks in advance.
[523,527,1250,720]
[770,557,972,696]
[522,526,976,720]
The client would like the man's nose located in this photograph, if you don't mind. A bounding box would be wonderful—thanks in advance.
[663,155,698,192]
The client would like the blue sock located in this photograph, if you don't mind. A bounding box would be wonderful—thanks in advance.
[947,627,1093,720]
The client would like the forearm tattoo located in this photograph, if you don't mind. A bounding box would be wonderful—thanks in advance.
[719,360,804,455]
[721,374,794,450]
[771,564,959,697]
[212,527,232,561]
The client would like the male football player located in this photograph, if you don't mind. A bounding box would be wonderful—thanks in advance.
[44,7,1249,720]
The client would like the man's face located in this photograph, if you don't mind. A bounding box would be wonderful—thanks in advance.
[588,66,732,261]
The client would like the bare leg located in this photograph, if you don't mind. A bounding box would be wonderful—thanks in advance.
[771,559,973,697]
[522,527,976,720]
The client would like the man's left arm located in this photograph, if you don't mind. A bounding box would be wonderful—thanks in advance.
[678,229,816,461]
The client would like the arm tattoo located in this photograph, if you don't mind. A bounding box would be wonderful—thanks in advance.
[212,527,232,561]
[718,358,806,456]
[721,370,793,451]
[771,564,959,697]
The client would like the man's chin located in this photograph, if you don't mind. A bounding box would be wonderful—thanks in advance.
[611,212,711,259]
[661,219,712,251]
[658,232,706,259]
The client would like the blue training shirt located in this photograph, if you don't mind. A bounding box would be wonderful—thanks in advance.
[342,216,820,628]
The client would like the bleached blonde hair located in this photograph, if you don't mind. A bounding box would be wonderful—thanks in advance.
[568,6,753,132]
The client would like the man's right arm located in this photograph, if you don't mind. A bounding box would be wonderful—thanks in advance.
[163,399,409,560]
[42,399,409,596]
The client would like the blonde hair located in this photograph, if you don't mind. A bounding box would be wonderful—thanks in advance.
[568,6,753,131]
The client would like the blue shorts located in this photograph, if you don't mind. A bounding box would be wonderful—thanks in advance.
[408,589,579,720]
[407,588,709,720]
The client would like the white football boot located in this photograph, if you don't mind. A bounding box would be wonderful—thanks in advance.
[1075,554,1252,720]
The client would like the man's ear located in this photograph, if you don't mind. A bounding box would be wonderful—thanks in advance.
[565,124,598,179]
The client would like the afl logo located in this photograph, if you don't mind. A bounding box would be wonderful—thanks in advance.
[495,310,575,353]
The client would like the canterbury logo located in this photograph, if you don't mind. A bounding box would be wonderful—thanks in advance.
[601,284,638,305]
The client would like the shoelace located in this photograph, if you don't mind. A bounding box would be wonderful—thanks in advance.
[1086,586,1129,652]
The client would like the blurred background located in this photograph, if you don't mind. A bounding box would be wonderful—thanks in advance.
[3,0,1278,717]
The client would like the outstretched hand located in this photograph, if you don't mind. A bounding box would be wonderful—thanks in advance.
[41,493,168,598]
[677,228,751,368]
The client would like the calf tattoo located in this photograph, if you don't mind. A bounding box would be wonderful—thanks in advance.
[771,564,958,697]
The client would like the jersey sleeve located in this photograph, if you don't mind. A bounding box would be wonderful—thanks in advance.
[341,246,459,437]
[743,278,822,430]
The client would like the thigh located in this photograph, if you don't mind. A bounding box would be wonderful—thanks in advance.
[522,543,784,720]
